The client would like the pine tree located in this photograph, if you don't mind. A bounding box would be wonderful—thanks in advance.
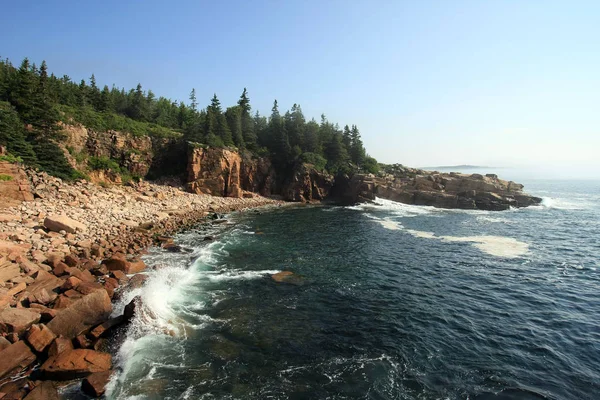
[342,125,352,150]
[31,60,60,138]
[189,88,198,111]
[350,125,366,166]
[10,58,36,123]
[237,88,256,150]
[225,106,244,148]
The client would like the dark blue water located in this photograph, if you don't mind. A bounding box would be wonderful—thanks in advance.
[106,180,600,400]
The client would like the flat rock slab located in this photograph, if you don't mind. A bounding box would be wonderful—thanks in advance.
[41,349,111,380]
[43,215,87,234]
[0,307,41,335]
[47,290,112,339]
[0,262,21,282]
[0,340,36,379]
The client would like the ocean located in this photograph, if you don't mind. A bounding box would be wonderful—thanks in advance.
[102,179,600,400]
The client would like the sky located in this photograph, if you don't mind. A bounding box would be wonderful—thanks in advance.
[2,1,599,178]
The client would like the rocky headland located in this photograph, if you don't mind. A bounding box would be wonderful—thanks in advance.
[0,127,542,398]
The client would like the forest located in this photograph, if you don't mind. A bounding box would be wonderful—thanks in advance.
[0,57,379,181]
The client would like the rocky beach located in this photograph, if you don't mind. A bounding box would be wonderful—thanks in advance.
[0,159,281,399]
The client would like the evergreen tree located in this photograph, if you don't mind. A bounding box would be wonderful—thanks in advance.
[10,58,36,123]
[238,88,257,150]
[31,60,60,138]
[225,106,244,148]
[189,88,198,111]
[0,101,37,165]
[342,125,352,150]
[350,124,366,166]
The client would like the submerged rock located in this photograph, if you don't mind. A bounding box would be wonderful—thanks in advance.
[271,271,305,286]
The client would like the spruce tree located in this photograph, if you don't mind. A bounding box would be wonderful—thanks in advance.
[350,125,366,166]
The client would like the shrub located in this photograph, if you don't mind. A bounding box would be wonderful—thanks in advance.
[87,156,121,172]
[300,152,327,171]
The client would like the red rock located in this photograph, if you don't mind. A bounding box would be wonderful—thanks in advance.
[81,370,112,397]
[60,276,82,291]
[6,282,26,296]
[127,258,146,274]
[52,262,69,277]
[63,254,80,268]
[76,282,104,295]
[23,380,59,400]
[0,337,10,352]
[110,270,128,283]
[28,303,57,322]
[47,336,73,357]
[26,324,56,352]
[0,308,41,335]
[0,340,36,379]
[46,290,112,339]
[43,215,87,235]
[63,289,81,298]
[74,334,92,349]
[45,253,65,269]
[41,349,111,380]
[52,295,73,309]
[89,316,124,339]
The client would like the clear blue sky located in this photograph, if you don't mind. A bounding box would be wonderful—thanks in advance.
[2,1,599,177]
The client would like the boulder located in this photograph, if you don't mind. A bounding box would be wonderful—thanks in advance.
[89,316,124,339]
[271,271,305,286]
[0,340,36,379]
[102,255,146,274]
[46,290,112,339]
[26,323,57,352]
[82,370,112,397]
[47,336,73,357]
[41,349,111,380]
[0,308,41,334]
[43,215,87,234]
[0,262,21,283]
[23,380,60,400]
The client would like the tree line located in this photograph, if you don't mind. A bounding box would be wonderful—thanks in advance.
[0,57,378,180]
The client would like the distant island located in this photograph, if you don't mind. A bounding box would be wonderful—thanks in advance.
[421,165,496,171]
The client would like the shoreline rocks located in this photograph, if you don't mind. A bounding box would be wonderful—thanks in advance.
[0,164,283,398]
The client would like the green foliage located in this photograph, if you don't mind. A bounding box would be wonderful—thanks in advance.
[0,154,23,163]
[362,156,380,174]
[87,155,121,172]
[0,174,13,181]
[299,152,327,171]
[0,56,378,182]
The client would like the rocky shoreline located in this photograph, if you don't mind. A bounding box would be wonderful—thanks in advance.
[0,163,282,399]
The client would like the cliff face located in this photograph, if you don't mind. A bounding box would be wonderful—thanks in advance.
[282,163,334,202]
[61,124,186,182]
[186,147,275,198]
[339,172,542,211]
[185,147,333,202]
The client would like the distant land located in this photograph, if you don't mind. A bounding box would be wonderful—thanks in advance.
[421,165,497,171]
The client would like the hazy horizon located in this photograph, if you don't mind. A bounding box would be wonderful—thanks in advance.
[2,1,599,178]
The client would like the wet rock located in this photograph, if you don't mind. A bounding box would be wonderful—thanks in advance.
[23,380,60,400]
[41,349,111,380]
[271,271,305,286]
[82,370,112,397]
[123,296,140,320]
[0,340,36,379]
[46,290,112,339]
[89,316,124,339]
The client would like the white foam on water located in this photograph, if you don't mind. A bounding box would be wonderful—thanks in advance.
[377,219,402,230]
[405,229,437,239]
[440,235,529,258]
[106,242,220,399]
[540,197,589,210]
[201,269,281,282]
[403,229,529,258]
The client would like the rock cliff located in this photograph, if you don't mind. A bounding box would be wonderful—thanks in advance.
[186,147,275,198]
[338,171,542,211]
[282,163,334,202]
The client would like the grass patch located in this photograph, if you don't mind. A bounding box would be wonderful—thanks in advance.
[0,174,13,181]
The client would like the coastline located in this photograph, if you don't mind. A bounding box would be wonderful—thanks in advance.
[0,166,283,398]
